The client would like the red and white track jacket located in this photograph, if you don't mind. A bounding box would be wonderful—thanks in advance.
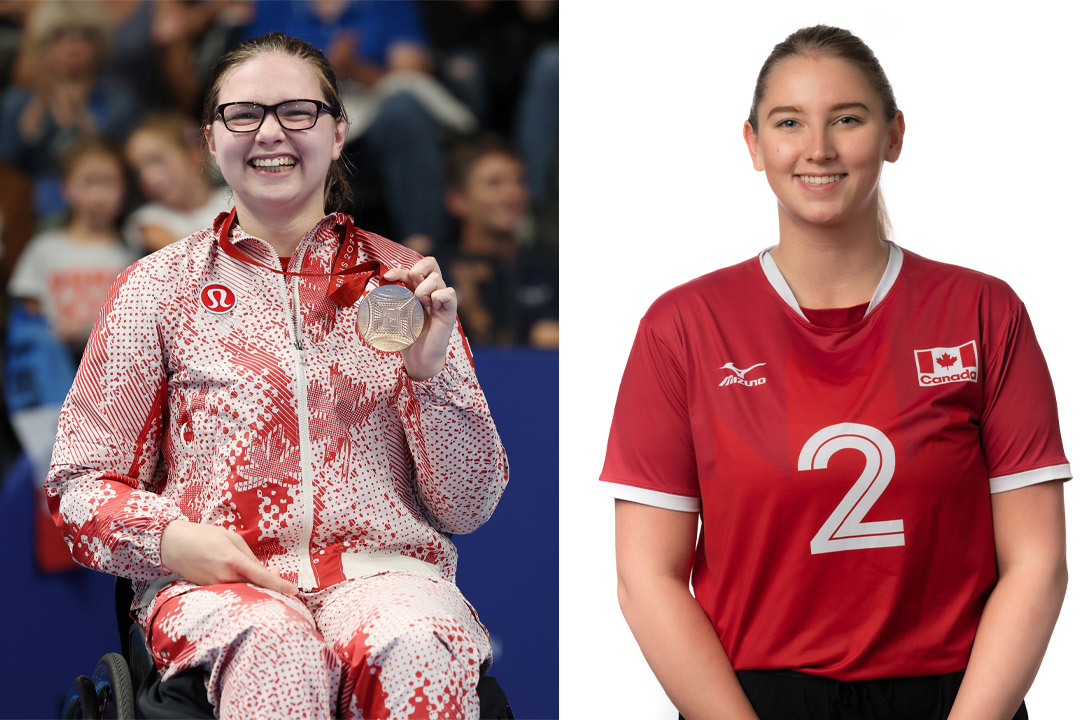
[45,212,508,610]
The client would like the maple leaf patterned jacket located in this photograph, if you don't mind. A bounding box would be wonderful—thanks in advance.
[45,211,509,613]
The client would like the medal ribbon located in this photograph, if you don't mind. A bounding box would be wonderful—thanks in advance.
[216,207,397,305]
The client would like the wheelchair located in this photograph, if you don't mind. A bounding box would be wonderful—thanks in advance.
[63,578,514,719]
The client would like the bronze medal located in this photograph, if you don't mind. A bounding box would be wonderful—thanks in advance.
[356,284,425,351]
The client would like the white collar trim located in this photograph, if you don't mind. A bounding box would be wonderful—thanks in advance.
[758,242,903,322]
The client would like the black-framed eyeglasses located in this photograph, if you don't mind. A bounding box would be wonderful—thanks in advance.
[215,99,340,132]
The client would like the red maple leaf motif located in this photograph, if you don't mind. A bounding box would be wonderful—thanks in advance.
[936,352,957,369]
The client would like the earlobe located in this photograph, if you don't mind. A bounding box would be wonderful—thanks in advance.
[743,121,764,172]
[885,110,905,163]
[204,125,216,162]
[331,118,347,161]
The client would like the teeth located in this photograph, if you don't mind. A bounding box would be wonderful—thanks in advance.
[252,157,297,170]
[800,174,842,185]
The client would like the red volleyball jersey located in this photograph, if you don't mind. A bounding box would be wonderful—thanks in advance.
[601,246,1070,680]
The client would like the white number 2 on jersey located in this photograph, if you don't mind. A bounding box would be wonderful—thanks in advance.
[797,423,905,555]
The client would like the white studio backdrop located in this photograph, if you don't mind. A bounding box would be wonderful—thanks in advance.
[560,2,1079,718]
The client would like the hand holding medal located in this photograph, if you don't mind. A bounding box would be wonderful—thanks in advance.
[353,258,455,380]
[381,257,457,381]
[219,210,455,380]
[355,284,425,352]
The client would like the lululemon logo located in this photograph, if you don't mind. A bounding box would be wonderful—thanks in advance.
[200,284,236,314]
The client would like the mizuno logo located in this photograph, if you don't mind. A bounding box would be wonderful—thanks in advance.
[719,362,767,388]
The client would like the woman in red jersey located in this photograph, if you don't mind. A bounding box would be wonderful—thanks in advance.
[46,33,507,720]
[602,25,1068,720]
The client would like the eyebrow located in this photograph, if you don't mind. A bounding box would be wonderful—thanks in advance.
[766,102,872,118]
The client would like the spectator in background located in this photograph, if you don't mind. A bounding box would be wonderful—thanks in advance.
[421,1,558,252]
[6,134,134,574]
[0,0,137,221]
[243,0,476,256]
[8,134,135,366]
[0,1,34,94]
[514,36,557,218]
[124,112,231,254]
[98,0,254,116]
[421,1,557,138]
[445,135,557,348]
[96,0,174,111]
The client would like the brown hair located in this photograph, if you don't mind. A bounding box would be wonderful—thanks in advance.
[201,32,354,213]
[59,133,124,180]
[748,26,899,241]
[446,134,521,192]
[131,112,203,154]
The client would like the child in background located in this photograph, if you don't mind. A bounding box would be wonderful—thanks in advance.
[123,112,231,254]
[6,133,135,573]
[445,134,558,347]
[8,133,136,365]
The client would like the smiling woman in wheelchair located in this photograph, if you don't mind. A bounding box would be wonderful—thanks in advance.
[47,31,508,720]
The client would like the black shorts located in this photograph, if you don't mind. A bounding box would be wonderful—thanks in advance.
[678,669,1029,720]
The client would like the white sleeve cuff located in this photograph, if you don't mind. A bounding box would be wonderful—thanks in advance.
[989,463,1072,494]
[604,481,701,512]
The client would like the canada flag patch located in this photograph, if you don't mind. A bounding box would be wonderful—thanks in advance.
[914,341,978,387]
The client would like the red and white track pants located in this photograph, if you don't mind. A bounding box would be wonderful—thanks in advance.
[140,571,491,719]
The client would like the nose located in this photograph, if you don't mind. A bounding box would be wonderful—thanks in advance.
[142,166,166,191]
[806,125,836,163]
[254,110,287,142]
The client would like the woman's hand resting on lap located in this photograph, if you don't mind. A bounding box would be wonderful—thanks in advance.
[160,519,298,596]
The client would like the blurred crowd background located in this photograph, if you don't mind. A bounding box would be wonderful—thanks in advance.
[0,0,558,558]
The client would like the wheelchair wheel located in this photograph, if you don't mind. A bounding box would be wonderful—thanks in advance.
[92,652,135,720]
[61,674,101,719]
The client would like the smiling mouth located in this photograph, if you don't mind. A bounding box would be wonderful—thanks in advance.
[799,174,844,185]
[250,157,297,172]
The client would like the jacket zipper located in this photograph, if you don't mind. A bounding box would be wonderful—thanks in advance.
[278,255,317,590]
